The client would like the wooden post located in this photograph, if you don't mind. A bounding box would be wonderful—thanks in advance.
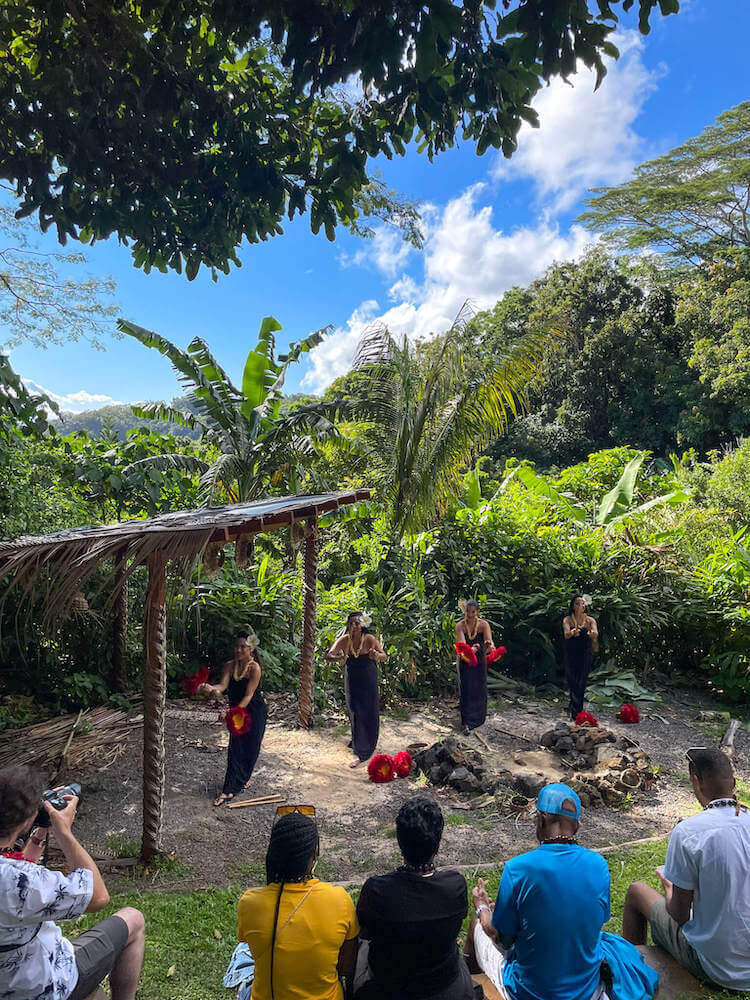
[298,517,318,728]
[113,547,128,691]
[141,552,167,862]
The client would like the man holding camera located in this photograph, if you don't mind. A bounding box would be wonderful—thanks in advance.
[0,764,145,1000]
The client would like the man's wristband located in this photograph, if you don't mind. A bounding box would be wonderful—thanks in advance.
[475,904,491,918]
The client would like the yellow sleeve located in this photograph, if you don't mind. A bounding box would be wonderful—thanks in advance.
[237,891,251,943]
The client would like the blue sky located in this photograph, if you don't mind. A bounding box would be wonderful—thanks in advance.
[4,0,749,412]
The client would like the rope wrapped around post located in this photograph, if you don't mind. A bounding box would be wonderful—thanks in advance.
[142,552,167,862]
[112,547,128,692]
[298,516,318,728]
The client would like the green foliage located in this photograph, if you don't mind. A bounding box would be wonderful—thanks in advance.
[0,205,117,348]
[581,101,750,266]
[0,2,675,276]
[121,316,346,504]
[351,307,554,535]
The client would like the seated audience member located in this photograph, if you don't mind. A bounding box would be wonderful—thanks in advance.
[237,806,358,999]
[354,795,475,999]
[0,765,145,1000]
[469,783,658,1000]
[623,746,750,992]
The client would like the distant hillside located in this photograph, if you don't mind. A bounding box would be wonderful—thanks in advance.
[54,392,323,440]
[54,399,200,440]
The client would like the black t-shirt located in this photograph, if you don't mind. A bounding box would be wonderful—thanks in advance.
[356,867,469,998]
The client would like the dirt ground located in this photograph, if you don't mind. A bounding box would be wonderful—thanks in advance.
[53,683,748,893]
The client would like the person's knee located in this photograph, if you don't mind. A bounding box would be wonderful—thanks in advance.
[625,880,654,914]
[114,906,145,941]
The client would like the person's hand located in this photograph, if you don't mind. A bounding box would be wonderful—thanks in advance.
[471,643,480,653]
[472,877,492,909]
[44,793,78,838]
[656,868,672,897]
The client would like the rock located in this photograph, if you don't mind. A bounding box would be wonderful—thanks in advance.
[449,767,481,793]
[556,737,575,752]
[513,770,546,797]
[540,731,556,748]
[429,766,444,785]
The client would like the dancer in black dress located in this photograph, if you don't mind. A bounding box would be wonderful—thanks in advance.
[200,629,268,806]
[562,595,598,719]
[455,599,495,734]
[326,612,387,769]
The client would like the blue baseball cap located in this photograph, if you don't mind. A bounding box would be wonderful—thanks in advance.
[536,783,581,820]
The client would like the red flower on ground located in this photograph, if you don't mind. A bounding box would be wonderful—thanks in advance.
[182,665,210,698]
[575,711,599,728]
[225,705,252,736]
[618,703,640,724]
[455,641,478,667]
[393,751,413,778]
[368,754,395,783]
[486,646,507,665]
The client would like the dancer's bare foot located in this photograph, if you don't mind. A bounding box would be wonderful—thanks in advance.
[349,757,362,769]
[213,792,234,807]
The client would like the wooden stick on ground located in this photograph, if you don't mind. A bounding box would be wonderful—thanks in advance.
[721,718,741,762]
[228,794,286,810]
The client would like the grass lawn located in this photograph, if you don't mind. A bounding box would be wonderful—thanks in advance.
[68,838,748,1000]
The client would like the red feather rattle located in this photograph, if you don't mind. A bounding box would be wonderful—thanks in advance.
[618,703,640,724]
[393,751,413,778]
[486,645,507,665]
[455,641,478,667]
[368,754,396,783]
[225,705,252,736]
[575,710,599,727]
[182,665,210,698]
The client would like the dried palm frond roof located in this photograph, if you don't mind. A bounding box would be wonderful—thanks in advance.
[0,490,370,623]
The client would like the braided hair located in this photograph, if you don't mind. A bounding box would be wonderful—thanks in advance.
[265,813,319,1000]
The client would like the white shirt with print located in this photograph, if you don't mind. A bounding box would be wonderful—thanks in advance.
[0,857,93,1000]
[664,803,750,990]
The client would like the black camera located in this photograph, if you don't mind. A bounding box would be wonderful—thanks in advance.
[34,783,81,829]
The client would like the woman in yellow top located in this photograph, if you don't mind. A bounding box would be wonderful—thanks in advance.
[237,810,358,1000]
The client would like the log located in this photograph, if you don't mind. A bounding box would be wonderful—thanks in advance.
[113,547,129,692]
[721,719,741,762]
[141,553,167,863]
[298,517,318,728]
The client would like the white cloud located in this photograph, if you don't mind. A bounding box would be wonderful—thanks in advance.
[494,30,662,212]
[24,379,122,414]
[340,225,416,279]
[302,186,592,391]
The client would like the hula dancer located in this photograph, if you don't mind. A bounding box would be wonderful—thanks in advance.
[455,599,495,734]
[200,629,268,806]
[326,612,387,769]
[562,595,598,720]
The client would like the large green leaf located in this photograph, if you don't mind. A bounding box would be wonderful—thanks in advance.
[516,466,588,523]
[240,316,283,420]
[596,453,645,525]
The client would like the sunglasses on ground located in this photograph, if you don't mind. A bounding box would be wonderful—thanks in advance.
[274,804,316,820]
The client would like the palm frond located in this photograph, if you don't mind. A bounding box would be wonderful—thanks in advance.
[131,402,204,432]
[122,453,208,476]
[119,319,235,433]
[198,452,240,505]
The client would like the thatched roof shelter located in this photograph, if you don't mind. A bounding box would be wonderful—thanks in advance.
[0,490,370,859]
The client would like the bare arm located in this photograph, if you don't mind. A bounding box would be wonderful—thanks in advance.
[482,620,495,650]
[587,616,598,638]
[201,663,232,696]
[337,936,359,980]
[237,662,261,709]
[325,635,349,662]
[365,635,387,663]
[563,616,579,639]
[45,797,110,912]
[662,876,693,927]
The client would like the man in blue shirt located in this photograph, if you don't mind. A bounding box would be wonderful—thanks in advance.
[468,783,658,1000]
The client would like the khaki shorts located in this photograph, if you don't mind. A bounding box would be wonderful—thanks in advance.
[649,898,709,983]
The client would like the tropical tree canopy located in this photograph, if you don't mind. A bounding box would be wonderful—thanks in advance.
[0,0,677,277]
[350,304,555,535]
[119,316,344,503]
[580,101,750,266]
[0,205,117,348]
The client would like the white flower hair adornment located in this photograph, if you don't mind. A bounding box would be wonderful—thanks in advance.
[582,594,593,609]
[239,631,260,650]
[359,612,372,628]
[458,599,468,613]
